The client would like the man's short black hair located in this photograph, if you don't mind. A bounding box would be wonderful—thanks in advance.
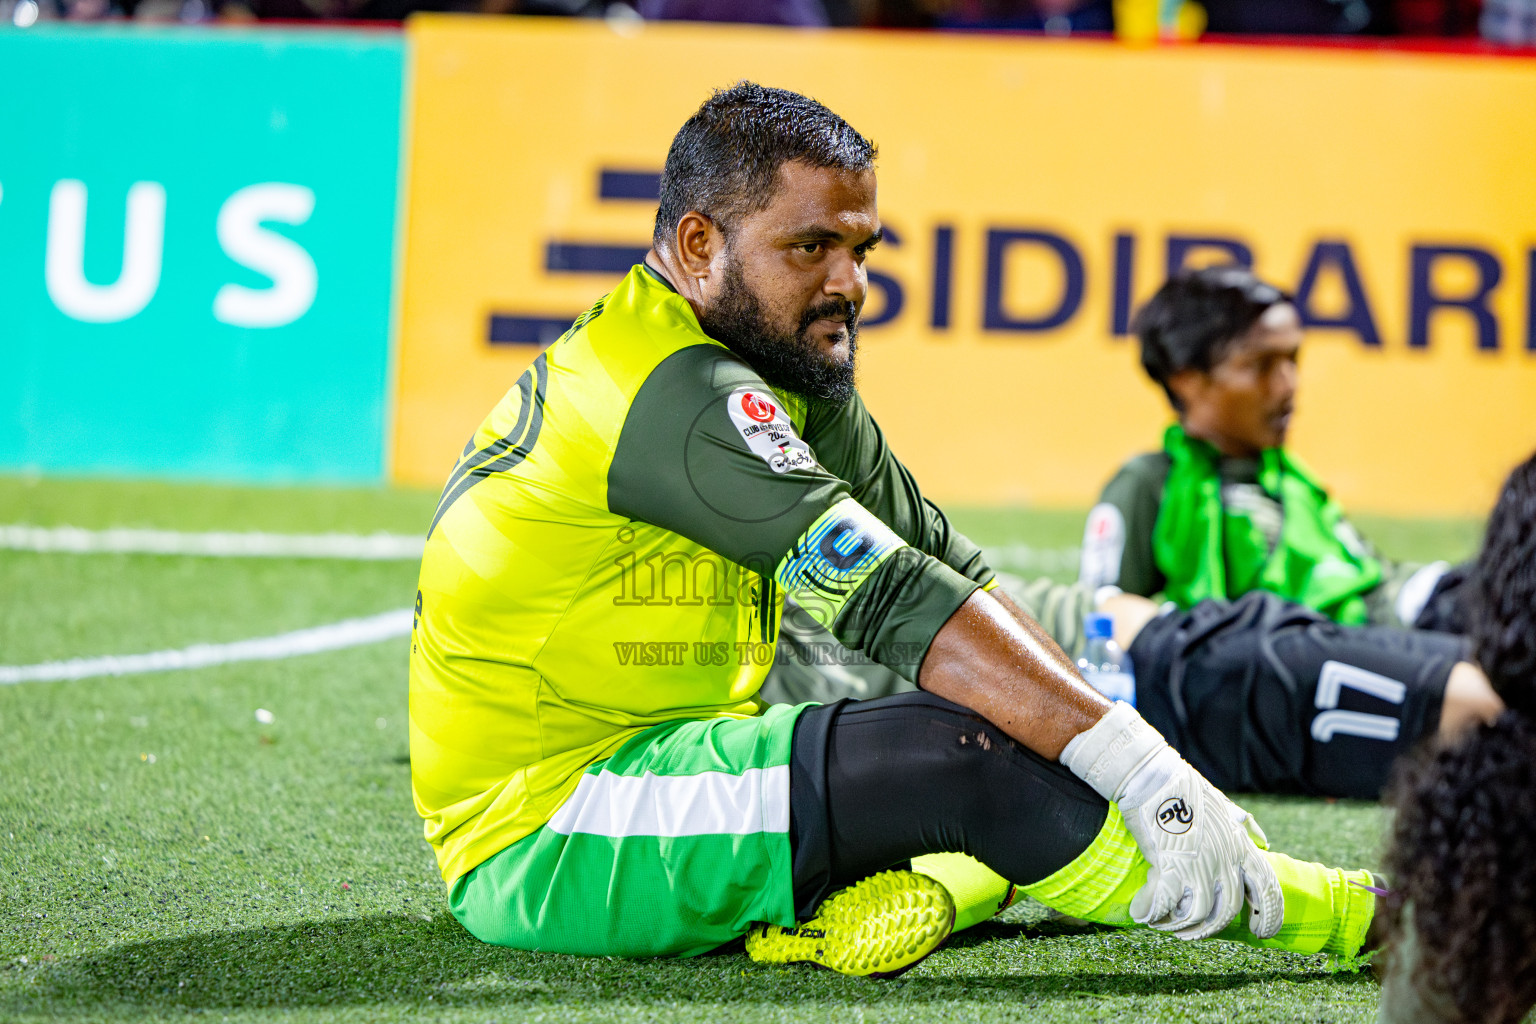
[652,82,877,249]
[1132,265,1294,412]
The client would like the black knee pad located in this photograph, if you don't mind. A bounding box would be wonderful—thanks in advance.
[788,691,1107,915]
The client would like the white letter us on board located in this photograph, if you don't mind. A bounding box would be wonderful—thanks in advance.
[214,183,318,329]
[45,179,166,324]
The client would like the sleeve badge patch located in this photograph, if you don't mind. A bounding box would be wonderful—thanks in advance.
[1079,502,1126,588]
[727,387,818,474]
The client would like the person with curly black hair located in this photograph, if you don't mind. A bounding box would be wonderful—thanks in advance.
[1377,451,1536,1023]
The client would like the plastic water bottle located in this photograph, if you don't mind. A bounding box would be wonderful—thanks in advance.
[1077,613,1136,706]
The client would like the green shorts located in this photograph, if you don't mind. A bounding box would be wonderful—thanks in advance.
[450,702,809,958]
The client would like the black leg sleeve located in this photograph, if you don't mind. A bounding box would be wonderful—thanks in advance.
[1129,591,1467,800]
[788,691,1108,918]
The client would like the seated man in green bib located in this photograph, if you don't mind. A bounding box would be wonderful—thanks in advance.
[1080,266,1459,630]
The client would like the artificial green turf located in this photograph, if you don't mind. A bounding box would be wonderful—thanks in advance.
[0,476,1479,1023]
[1,555,419,665]
[0,475,439,534]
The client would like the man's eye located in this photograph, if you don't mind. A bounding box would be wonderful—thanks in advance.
[798,242,823,255]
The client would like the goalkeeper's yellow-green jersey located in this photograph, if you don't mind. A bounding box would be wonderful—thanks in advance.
[409,264,994,883]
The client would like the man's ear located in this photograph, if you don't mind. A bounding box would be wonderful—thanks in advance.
[674,211,721,281]
[1166,367,1204,412]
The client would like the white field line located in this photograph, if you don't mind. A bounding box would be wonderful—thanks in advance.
[3,523,1078,574]
[0,525,1076,684]
[0,524,425,560]
[0,609,413,685]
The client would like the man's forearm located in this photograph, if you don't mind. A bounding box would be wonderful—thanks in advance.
[917,589,1110,760]
[919,584,1283,940]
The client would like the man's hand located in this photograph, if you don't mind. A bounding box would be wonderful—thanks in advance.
[915,590,1275,939]
[1060,703,1283,940]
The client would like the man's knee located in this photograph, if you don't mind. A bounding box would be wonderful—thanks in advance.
[833,692,1085,804]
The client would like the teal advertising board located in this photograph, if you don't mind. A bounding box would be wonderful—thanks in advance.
[0,26,402,481]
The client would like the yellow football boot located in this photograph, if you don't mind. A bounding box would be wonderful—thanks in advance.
[746,869,955,978]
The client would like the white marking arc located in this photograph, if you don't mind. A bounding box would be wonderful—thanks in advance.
[0,526,1076,686]
[0,609,413,685]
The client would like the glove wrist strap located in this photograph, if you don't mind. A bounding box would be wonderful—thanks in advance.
[1059,701,1166,802]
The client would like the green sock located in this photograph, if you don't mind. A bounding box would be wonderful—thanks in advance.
[910,852,1018,933]
[1216,850,1377,958]
[909,816,1144,935]
[1016,807,1376,957]
[912,807,1147,933]
[1019,804,1146,927]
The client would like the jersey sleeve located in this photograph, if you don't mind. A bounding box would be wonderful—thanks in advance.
[607,346,979,680]
[1081,453,1168,597]
[800,391,993,586]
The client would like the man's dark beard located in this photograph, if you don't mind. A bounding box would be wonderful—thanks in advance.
[696,257,859,404]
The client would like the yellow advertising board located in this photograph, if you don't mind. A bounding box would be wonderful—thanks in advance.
[394,16,1536,516]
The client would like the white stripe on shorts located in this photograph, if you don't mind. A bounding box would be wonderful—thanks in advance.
[547,765,789,838]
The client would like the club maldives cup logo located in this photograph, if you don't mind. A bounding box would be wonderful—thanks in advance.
[740,392,776,423]
[727,388,817,475]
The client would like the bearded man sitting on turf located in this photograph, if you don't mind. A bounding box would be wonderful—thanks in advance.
[409,82,1379,974]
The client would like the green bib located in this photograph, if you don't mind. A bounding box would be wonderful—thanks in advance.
[1152,424,1381,625]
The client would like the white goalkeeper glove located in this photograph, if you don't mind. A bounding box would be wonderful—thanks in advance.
[1060,702,1283,941]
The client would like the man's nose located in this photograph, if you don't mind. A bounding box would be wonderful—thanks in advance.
[1276,357,1299,396]
[1271,360,1296,393]
[824,251,867,308]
